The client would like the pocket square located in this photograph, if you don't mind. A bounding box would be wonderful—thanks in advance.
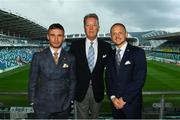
[125,61,131,65]
[62,63,69,68]
[102,54,107,58]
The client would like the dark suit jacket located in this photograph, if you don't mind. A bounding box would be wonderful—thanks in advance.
[106,43,147,118]
[28,48,76,113]
[69,38,112,102]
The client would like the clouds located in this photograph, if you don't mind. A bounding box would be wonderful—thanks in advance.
[0,0,179,34]
[91,0,180,32]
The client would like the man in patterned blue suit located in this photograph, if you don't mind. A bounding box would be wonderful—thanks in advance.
[28,23,76,119]
[106,23,147,119]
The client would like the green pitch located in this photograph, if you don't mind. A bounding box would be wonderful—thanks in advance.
[144,60,180,91]
[0,66,29,92]
[0,60,180,112]
[0,66,29,106]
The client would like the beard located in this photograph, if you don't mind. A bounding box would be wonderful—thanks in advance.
[115,40,126,47]
[50,43,62,49]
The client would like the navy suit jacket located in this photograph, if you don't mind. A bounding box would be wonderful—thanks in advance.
[28,48,76,113]
[69,38,112,102]
[106,43,147,118]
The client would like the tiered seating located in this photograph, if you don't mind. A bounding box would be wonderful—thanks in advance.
[146,40,180,62]
[155,41,180,53]
[0,47,39,69]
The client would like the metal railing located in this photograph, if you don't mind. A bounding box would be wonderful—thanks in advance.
[143,91,180,119]
[1,91,180,119]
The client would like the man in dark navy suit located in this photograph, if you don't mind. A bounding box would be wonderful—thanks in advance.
[28,23,76,119]
[106,23,147,119]
[69,13,112,119]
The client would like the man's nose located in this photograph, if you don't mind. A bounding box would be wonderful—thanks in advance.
[89,25,94,30]
[54,35,58,40]
[115,35,120,39]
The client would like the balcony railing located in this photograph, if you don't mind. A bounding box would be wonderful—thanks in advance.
[0,91,180,119]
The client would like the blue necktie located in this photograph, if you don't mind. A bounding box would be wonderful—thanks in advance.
[87,42,95,73]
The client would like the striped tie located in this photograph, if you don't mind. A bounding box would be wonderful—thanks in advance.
[116,48,121,66]
[87,42,95,72]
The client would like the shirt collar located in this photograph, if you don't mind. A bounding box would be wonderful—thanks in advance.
[116,41,127,52]
[49,47,61,55]
[86,38,97,46]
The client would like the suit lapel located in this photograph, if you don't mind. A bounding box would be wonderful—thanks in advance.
[120,43,131,66]
[58,49,66,67]
[82,39,89,67]
[92,39,100,73]
[45,47,66,68]
[45,48,56,67]
[112,49,117,72]
[81,39,92,73]
[42,48,57,77]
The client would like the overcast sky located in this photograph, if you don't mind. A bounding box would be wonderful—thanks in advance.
[0,0,180,34]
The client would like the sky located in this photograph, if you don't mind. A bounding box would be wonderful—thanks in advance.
[0,0,180,34]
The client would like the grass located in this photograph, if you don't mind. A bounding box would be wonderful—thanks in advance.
[0,65,29,92]
[0,65,30,107]
[0,60,180,112]
[144,60,180,91]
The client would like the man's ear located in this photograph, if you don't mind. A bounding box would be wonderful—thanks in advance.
[126,32,128,38]
[98,25,100,32]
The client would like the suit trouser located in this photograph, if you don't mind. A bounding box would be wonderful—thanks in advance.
[74,85,102,119]
[112,104,126,119]
[111,103,142,119]
[34,107,70,119]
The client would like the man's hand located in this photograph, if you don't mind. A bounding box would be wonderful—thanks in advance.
[118,97,126,108]
[112,97,122,109]
[112,97,126,109]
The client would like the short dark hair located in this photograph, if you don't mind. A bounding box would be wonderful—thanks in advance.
[48,23,64,34]
[83,13,99,26]
[110,23,127,34]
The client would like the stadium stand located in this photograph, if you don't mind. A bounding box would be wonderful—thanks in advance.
[0,33,45,72]
[0,47,38,69]
[0,9,47,40]
[142,31,180,64]
[0,9,48,72]
[156,40,180,53]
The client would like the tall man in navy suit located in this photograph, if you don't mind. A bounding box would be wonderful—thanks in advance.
[106,23,147,119]
[28,23,76,119]
[69,13,112,119]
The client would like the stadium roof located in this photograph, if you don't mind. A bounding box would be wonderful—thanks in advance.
[143,31,180,41]
[0,9,47,40]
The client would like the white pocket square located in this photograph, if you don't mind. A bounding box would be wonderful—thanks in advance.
[125,61,131,65]
[62,63,69,68]
[102,54,107,58]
